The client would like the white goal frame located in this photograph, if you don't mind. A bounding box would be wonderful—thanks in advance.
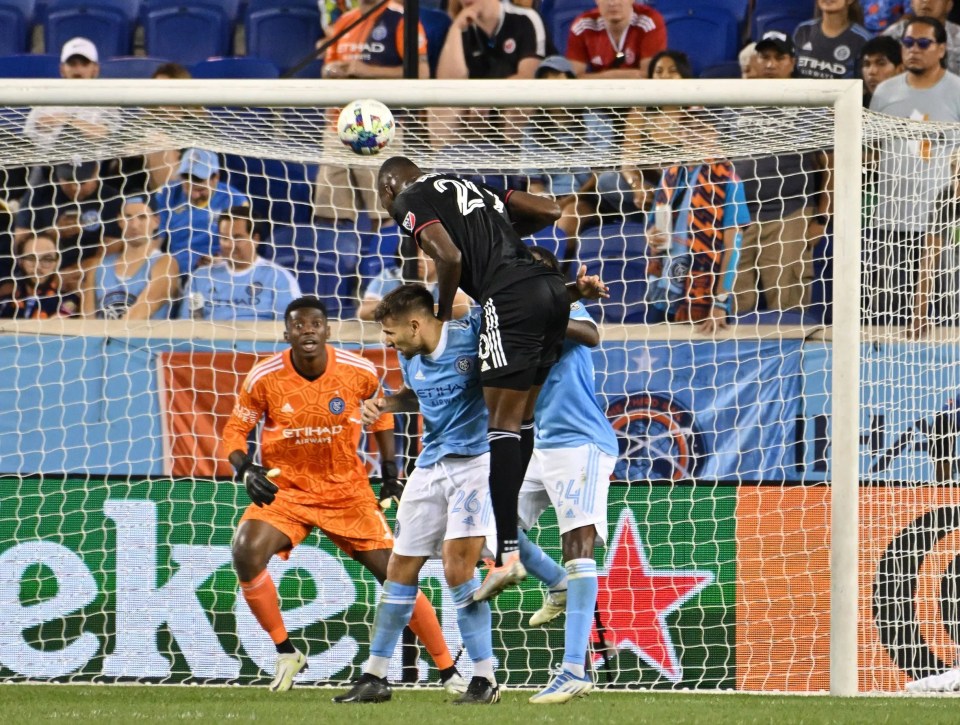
[0,78,862,695]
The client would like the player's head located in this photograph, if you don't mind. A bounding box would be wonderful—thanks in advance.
[377,156,423,214]
[374,283,439,358]
[284,296,330,358]
[528,245,561,273]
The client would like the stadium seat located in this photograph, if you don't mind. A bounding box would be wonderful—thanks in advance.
[0,52,59,77]
[419,8,451,79]
[269,223,360,319]
[191,57,279,79]
[286,58,322,79]
[576,219,648,323]
[699,60,742,79]
[143,0,239,22]
[752,10,811,41]
[540,0,597,56]
[143,4,231,66]
[659,5,739,76]
[98,55,168,78]
[221,155,315,226]
[247,0,320,10]
[44,2,133,60]
[0,1,35,56]
[651,0,749,23]
[526,225,573,270]
[244,5,321,75]
[753,0,813,16]
[358,223,402,285]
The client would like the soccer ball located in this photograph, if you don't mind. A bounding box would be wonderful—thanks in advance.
[337,99,395,155]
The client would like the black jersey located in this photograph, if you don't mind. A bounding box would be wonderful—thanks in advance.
[460,2,547,79]
[391,173,557,301]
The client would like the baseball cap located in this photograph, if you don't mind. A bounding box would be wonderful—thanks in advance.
[60,37,98,64]
[54,160,98,182]
[755,31,796,57]
[536,55,576,78]
[178,148,220,179]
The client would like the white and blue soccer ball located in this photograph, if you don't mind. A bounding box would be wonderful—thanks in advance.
[337,99,395,155]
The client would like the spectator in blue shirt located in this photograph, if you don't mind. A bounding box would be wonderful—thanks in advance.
[154,149,249,274]
[180,206,301,321]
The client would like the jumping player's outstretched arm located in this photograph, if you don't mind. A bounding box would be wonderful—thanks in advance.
[504,190,562,237]
[417,223,462,321]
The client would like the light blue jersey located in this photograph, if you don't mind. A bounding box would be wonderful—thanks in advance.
[398,310,488,467]
[95,251,170,320]
[180,258,301,321]
[535,302,618,455]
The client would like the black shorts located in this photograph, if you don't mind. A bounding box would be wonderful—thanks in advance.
[478,273,569,390]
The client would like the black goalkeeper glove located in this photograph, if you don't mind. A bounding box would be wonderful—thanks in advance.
[378,460,404,510]
[235,459,280,507]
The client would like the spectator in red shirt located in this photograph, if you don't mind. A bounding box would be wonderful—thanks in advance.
[566,0,667,77]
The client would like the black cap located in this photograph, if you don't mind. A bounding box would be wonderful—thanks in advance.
[54,160,98,182]
[755,30,796,57]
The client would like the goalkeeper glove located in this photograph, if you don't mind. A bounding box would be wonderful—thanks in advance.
[378,460,404,510]
[235,458,280,507]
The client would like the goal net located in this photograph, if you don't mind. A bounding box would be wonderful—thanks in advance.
[0,78,950,694]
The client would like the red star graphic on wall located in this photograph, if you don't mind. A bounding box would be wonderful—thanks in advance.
[591,510,715,682]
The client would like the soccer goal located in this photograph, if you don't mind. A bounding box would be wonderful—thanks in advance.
[0,77,951,696]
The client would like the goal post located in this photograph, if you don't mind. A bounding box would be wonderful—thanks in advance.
[0,78,873,692]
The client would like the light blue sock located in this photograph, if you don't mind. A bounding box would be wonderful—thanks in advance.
[366,580,417,674]
[563,558,598,678]
[450,578,493,666]
[518,529,567,590]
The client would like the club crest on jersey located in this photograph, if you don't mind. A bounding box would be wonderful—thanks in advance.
[402,211,415,231]
[329,397,345,414]
[455,355,474,375]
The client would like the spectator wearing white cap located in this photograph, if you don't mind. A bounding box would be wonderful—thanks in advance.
[23,38,120,150]
[153,149,250,274]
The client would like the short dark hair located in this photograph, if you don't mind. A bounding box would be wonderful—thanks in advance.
[152,62,191,79]
[860,35,902,68]
[374,283,435,323]
[905,16,949,67]
[284,295,328,323]
[528,245,560,272]
[647,50,693,79]
[218,206,257,236]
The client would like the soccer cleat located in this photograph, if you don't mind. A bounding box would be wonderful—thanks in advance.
[441,668,469,695]
[332,672,393,703]
[473,552,527,601]
[529,589,567,626]
[268,649,307,692]
[906,668,960,693]
[453,676,501,704]
[529,668,594,704]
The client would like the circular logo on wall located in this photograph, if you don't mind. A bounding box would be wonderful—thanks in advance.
[329,397,345,414]
[605,393,705,481]
[455,355,474,375]
[874,505,960,680]
[834,45,851,61]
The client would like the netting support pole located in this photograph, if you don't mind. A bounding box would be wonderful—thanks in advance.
[829,82,862,696]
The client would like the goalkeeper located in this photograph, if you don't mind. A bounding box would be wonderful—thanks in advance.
[222,295,464,694]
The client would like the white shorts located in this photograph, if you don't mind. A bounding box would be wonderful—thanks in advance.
[518,444,615,544]
[393,453,496,558]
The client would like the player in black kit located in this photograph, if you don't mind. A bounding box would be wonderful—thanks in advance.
[377,156,607,600]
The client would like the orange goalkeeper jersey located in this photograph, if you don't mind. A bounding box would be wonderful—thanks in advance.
[222,346,393,505]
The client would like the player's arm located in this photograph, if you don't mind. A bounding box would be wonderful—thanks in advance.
[222,381,278,507]
[505,189,562,236]
[567,264,609,302]
[361,385,420,424]
[417,223,461,321]
[566,318,600,347]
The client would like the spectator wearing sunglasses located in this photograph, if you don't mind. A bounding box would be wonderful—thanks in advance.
[883,0,960,75]
[868,17,960,327]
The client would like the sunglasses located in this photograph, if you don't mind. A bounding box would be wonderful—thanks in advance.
[901,36,938,49]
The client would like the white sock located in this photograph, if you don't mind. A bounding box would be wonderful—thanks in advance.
[562,662,585,678]
[473,658,495,684]
[550,574,569,593]
[365,655,389,679]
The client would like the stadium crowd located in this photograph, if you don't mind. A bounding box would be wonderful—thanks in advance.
[0,0,958,332]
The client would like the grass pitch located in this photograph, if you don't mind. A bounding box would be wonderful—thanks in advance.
[4,684,958,724]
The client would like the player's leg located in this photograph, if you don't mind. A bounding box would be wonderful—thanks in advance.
[231,516,307,692]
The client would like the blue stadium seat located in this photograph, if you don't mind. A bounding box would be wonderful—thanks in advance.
[247,0,320,10]
[420,8,451,78]
[699,60,742,78]
[143,0,239,22]
[753,0,813,16]
[221,155,315,226]
[540,0,596,56]
[0,0,35,56]
[44,2,132,60]
[577,220,648,323]
[98,55,168,78]
[649,0,749,23]
[49,0,139,21]
[659,5,739,76]
[244,5,321,75]
[525,225,573,269]
[0,52,59,77]
[358,223,402,286]
[143,4,231,66]
[191,56,279,79]
[752,10,810,41]
[268,223,360,319]
[286,58,322,78]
